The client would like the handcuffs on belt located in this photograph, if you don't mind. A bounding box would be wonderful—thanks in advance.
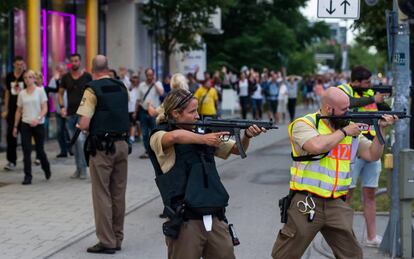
[297,194,316,222]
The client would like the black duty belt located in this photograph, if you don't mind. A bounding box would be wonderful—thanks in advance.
[183,208,225,221]
[293,190,346,202]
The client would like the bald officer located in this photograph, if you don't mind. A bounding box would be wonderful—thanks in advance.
[77,55,129,254]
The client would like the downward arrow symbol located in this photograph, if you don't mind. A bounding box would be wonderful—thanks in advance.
[326,0,336,15]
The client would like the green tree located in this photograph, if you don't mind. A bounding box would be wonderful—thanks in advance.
[348,43,386,73]
[352,0,392,53]
[141,0,232,76]
[204,0,330,74]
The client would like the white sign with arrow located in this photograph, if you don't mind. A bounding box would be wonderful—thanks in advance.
[317,0,360,19]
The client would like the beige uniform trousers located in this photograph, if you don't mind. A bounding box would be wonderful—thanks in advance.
[89,141,128,249]
[272,192,363,259]
[166,217,235,259]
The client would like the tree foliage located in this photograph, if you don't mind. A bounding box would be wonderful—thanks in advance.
[351,0,393,53]
[141,0,232,75]
[204,0,330,73]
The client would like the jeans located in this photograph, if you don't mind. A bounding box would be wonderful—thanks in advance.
[20,123,50,180]
[287,98,297,122]
[56,113,69,155]
[139,110,155,153]
[66,115,87,173]
[6,115,18,164]
[251,98,263,119]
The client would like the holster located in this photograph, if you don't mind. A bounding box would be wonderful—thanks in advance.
[279,191,294,224]
[162,205,185,239]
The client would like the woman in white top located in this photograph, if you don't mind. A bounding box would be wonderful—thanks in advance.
[13,70,51,185]
[237,72,250,119]
[251,74,263,119]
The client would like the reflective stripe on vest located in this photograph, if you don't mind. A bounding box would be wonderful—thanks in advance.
[338,84,353,96]
[354,89,378,136]
[288,113,359,198]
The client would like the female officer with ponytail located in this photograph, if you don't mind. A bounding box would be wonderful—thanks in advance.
[149,89,265,259]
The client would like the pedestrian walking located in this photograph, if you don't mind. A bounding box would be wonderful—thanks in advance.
[194,79,219,119]
[13,70,51,185]
[77,55,130,254]
[286,75,301,122]
[237,72,250,119]
[271,87,397,259]
[58,53,92,179]
[3,56,25,171]
[48,64,70,158]
[148,89,266,259]
[136,68,164,159]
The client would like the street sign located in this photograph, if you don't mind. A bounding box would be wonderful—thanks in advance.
[317,0,360,19]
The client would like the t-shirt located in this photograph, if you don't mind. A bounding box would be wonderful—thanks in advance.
[267,81,279,100]
[150,130,236,173]
[60,71,92,116]
[17,87,48,124]
[137,81,163,111]
[238,79,249,97]
[291,119,371,158]
[128,86,139,113]
[5,71,25,120]
[194,86,218,116]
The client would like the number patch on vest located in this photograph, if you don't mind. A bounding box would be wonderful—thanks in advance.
[328,144,351,160]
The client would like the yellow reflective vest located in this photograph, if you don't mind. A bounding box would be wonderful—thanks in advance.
[288,113,359,198]
[338,84,377,136]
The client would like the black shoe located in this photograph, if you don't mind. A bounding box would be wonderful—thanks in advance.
[22,179,32,185]
[44,170,51,180]
[86,243,116,254]
[56,153,68,158]
[69,150,74,156]
[159,213,168,219]
[115,246,121,251]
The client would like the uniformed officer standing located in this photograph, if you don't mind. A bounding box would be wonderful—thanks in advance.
[148,89,266,259]
[339,66,390,246]
[76,55,129,254]
[271,87,397,259]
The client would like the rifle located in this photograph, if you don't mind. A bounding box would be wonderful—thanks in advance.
[169,118,278,158]
[316,111,411,145]
[353,85,393,95]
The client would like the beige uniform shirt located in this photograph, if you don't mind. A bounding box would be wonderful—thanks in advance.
[77,83,130,118]
[150,130,235,173]
[291,120,372,157]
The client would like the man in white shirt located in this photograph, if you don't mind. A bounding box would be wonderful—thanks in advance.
[136,68,164,158]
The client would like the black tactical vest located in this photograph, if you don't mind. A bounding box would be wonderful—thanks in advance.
[88,78,129,136]
[148,124,229,214]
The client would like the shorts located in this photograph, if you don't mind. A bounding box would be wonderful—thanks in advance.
[268,100,278,114]
[349,157,381,188]
[129,112,137,126]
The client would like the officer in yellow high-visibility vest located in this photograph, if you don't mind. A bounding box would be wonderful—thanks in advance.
[271,87,397,259]
[339,66,391,247]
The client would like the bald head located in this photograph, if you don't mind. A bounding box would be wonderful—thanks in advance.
[92,55,108,73]
[321,87,350,115]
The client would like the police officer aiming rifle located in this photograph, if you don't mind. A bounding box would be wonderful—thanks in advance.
[272,87,398,259]
[148,89,267,259]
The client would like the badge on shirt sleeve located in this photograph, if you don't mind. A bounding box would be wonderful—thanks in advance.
[80,97,86,106]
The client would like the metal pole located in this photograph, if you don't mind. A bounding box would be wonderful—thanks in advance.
[380,0,412,257]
